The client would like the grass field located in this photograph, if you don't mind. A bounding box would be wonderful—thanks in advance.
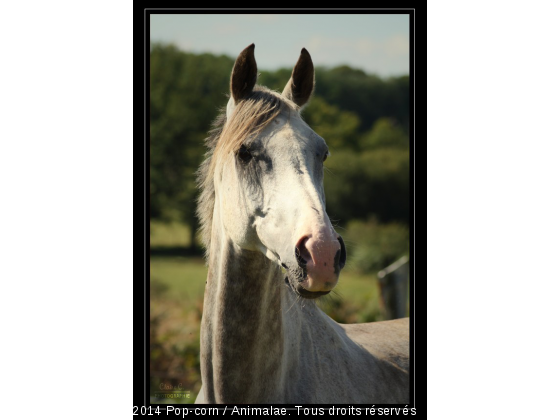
[150,220,193,248]
[151,256,207,303]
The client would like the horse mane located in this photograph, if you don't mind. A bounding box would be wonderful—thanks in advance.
[196,85,297,257]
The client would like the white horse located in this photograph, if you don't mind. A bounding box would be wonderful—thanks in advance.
[194,44,409,404]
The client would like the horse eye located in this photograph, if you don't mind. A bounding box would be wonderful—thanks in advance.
[237,145,252,163]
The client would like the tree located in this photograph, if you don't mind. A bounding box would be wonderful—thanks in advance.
[360,117,409,150]
[150,44,233,248]
[301,97,361,151]
[324,148,409,225]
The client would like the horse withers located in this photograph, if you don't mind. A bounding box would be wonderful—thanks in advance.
[194,44,409,404]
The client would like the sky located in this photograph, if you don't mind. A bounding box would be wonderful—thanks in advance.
[150,14,409,77]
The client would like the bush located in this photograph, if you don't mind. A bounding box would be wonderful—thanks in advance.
[344,217,409,274]
[301,96,361,150]
[324,149,409,225]
[360,117,408,150]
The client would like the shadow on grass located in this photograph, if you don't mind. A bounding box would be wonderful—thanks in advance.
[150,246,204,257]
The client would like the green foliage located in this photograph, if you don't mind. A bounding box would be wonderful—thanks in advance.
[150,44,233,243]
[324,148,409,224]
[315,67,409,133]
[257,68,293,93]
[344,218,409,274]
[301,97,361,150]
[261,65,409,135]
[360,117,409,150]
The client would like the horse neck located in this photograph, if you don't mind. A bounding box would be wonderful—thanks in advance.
[200,215,287,403]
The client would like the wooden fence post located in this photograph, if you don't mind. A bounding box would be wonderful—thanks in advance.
[377,255,409,319]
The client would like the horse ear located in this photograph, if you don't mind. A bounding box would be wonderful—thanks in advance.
[230,43,258,104]
[282,48,315,108]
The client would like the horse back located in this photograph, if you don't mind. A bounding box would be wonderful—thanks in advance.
[339,317,410,373]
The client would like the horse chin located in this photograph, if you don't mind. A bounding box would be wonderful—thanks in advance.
[284,274,331,300]
[295,284,331,299]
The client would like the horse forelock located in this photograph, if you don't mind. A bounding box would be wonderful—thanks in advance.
[196,86,297,258]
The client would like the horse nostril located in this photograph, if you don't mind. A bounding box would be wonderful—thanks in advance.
[295,236,311,268]
[337,236,346,269]
[295,246,307,268]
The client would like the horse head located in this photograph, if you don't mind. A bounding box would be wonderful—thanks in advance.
[203,44,346,299]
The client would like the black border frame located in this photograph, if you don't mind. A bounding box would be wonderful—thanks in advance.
[136,7,426,413]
